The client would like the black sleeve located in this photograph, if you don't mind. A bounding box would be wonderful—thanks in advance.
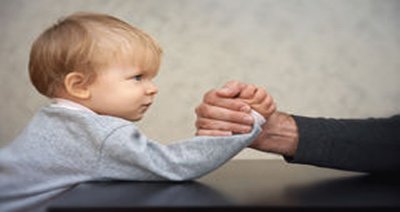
[287,114,400,173]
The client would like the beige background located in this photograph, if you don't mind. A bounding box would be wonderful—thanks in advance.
[1,0,399,159]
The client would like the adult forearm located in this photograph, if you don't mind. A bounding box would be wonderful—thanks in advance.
[290,115,400,173]
[250,111,299,158]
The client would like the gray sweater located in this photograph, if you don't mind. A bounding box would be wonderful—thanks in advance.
[0,105,263,211]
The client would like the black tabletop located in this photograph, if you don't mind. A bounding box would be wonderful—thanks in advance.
[46,160,400,211]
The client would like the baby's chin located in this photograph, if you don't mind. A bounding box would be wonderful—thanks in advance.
[97,111,145,122]
[124,113,145,122]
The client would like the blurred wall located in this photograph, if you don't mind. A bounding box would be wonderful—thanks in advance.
[1,0,399,159]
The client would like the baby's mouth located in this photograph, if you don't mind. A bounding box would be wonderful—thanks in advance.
[140,102,153,111]
[143,102,152,107]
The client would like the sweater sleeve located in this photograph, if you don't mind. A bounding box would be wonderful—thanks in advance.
[288,114,400,173]
[96,113,264,181]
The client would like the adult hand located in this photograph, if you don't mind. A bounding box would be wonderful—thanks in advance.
[237,84,298,157]
[195,81,255,136]
[195,80,276,135]
[195,80,298,157]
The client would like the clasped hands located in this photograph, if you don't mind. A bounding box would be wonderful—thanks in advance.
[195,80,299,157]
[195,80,275,134]
[195,80,276,149]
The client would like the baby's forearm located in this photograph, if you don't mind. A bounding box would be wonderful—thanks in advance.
[98,118,263,181]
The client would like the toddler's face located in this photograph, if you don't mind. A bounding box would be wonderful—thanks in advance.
[86,62,158,121]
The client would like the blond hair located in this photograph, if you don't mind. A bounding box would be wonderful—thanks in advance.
[29,12,162,97]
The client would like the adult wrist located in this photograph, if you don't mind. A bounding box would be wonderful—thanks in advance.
[272,112,299,157]
[252,111,299,157]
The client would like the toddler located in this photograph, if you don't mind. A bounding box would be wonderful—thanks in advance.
[0,12,272,211]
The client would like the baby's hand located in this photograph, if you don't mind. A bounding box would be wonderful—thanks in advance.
[238,85,276,118]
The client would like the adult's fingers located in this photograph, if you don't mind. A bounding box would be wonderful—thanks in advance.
[217,80,247,98]
[195,117,253,133]
[203,89,251,113]
[239,84,257,99]
[195,129,232,137]
[195,103,254,126]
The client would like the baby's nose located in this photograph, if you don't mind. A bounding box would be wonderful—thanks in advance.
[146,81,158,95]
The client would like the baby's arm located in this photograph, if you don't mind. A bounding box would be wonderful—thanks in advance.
[96,115,264,182]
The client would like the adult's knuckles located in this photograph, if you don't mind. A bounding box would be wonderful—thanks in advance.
[194,104,212,118]
[203,89,217,102]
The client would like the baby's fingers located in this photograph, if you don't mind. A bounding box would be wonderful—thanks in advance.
[242,87,268,105]
[252,87,268,104]
[251,97,277,118]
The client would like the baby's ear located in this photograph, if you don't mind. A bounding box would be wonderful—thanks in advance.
[63,72,91,99]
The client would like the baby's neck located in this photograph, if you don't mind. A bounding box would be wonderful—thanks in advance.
[51,98,95,114]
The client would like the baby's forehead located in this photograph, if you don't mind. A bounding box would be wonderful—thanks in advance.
[104,51,159,75]
[85,21,162,74]
[116,45,160,70]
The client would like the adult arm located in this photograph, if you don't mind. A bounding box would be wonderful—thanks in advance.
[198,103,400,173]
[289,114,400,173]
[195,82,400,173]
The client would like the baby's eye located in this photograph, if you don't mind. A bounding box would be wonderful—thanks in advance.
[132,75,142,81]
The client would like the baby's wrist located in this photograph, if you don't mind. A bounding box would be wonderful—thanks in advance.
[251,110,266,126]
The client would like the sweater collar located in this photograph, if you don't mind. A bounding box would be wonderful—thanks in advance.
[50,98,96,114]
